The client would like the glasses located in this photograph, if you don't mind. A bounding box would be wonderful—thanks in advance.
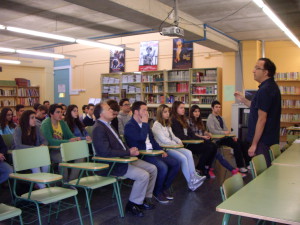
[254,67,265,71]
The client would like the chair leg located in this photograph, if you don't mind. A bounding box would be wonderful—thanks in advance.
[34,201,43,225]
[238,216,242,225]
[74,195,83,225]
[222,213,231,225]
[19,215,24,225]
[113,182,124,218]
[56,201,62,219]
[48,203,53,223]
[84,188,94,225]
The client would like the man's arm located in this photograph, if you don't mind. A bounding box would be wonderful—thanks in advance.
[124,122,148,147]
[234,91,251,107]
[248,109,267,157]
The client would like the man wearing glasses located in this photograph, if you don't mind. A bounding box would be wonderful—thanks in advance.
[118,98,132,135]
[235,58,281,167]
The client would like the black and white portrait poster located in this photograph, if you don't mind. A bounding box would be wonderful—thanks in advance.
[109,48,125,73]
[139,41,158,71]
[172,38,193,69]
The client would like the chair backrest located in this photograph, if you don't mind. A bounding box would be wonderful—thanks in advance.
[85,126,94,138]
[250,154,267,178]
[60,140,89,162]
[269,144,281,161]
[287,134,298,145]
[1,134,13,149]
[12,146,50,172]
[220,173,244,200]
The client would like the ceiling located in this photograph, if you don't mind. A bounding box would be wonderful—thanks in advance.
[0,0,299,53]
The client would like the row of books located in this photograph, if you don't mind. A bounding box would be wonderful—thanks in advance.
[168,83,189,93]
[280,127,288,136]
[168,70,189,81]
[280,114,300,122]
[0,89,17,96]
[191,85,217,94]
[190,96,217,105]
[279,86,300,95]
[0,100,15,107]
[275,72,300,81]
[122,74,141,83]
[17,97,39,106]
[191,71,217,83]
[167,94,189,104]
[122,85,141,94]
[102,77,119,84]
[281,100,300,109]
[142,73,164,82]
[144,94,165,104]
[17,88,39,97]
[129,95,141,104]
[143,84,163,93]
[102,85,120,94]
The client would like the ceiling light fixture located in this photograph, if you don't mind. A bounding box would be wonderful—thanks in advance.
[0,25,5,30]
[16,49,65,59]
[0,59,21,64]
[76,39,124,51]
[253,0,300,48]
[0,47,15,53]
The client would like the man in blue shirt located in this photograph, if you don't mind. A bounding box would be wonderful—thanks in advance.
[235,58,281,167]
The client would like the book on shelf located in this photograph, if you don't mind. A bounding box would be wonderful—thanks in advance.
[279,86,300,95]
[145,94,164,104]
[191,96,217,105]
[0,99,16,107]
[275,72,300,81]
[142,73,164,82]
[122,74,141,83]
[167,94,189,104]
[281,99,300,109]
[0,89,17,96]
[102,77,119,84]
[192,85,217,94]
[168,70,189,81]
[144,84,163,93]
[280,114,300,122]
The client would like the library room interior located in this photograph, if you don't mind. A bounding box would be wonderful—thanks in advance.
[0,0,299,225]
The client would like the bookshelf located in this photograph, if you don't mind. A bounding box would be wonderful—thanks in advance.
[275,72,300,142]
[166,69,189,104]
[17,86,40,106]
[121,72,142,104]
[0,85,17,107]
[101,73,121,102]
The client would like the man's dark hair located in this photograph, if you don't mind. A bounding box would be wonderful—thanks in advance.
[37,105,48,113]
[82,104,87,112]
[87,103,95,109]
[94,103,103,119]
[119,98,129,106]
[33,103,41,111]
[16,104,25,112]
[107,99,120,112]
[211,100,221,108]
[131,101,147,114]
[259,57,276,77]
[43,100,50,105]
[48,104,63,116]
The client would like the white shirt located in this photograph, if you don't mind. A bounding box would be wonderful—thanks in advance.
[138,123,153,150]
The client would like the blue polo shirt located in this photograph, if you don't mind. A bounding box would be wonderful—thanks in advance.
[247,77,281,146]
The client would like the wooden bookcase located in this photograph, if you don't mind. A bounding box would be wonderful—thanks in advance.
[0,85,18,107]
[275,72,300,142]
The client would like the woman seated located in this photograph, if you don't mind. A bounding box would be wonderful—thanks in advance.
[152,104,205,191]
[0,107,16,135]
[188,105,245,178]
[12,110,49,189]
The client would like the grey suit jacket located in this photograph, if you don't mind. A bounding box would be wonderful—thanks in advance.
[92,120,130,176]
[206,113,229,135]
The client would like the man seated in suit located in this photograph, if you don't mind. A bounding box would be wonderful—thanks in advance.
[124,101,180,204]
[83,103,95,126]
[92,102,157,217]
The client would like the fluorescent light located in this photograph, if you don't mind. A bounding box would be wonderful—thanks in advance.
[0,25,5,30]
[0,59,21,64]
[76,39,124,51]
[0,47,15,53]
[6,26,76,43]
[16,49,65,59]
[253,0,300,48]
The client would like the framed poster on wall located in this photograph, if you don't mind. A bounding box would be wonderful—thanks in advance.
[139,41,158,71]
[109,48,125,73]
[172,38,193,69]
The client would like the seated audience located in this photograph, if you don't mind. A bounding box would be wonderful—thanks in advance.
[118,98,132,136]
[13,104,25,125]
[58,103,67,119]
[125,101,180,204]
[43,100,50,109]
[107,99,120,133]
[206,101,248,173]
[79,104,88,122]
[33,103,41,112]
[0,135,13,186]
[35,105,48,127]
[13,110,49,189]
[152,104,205,191]
[93,102,157,217]
[83,103,95,126]
[170,101,216,178]
[0,107,16,135]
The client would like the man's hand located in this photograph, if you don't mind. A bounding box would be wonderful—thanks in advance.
[0,153,5,161]
[224,130,231,135]
[86,136,92,142]
[234,91,244,102]
[248,145,257,157]
[233,137,238,142]
[69,137,79,142]
[162,152,168,158]
[129,147,139,156]
[141,112,149,123]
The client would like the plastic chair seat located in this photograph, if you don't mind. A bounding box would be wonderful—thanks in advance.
[21,187,78,204]
[0,204,22,221]
[68,176,117,189]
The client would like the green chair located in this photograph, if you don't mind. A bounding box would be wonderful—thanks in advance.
[269,144,281,161]
[59,140,124,225]
[0,203,23,225]
[249,154,267,179]
[1,134,13,149]
[220,173,244,225]
[10,146,83,225]
[85,126,94,137]
[287,134,298,146]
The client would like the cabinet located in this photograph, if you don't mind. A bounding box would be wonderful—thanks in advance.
[275,72,300,142]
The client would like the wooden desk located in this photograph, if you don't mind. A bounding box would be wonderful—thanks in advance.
[211,134,236,139]
[160,144,184,149]
[216,165,300,225]
[181,140,204,144]
[272,143,300,167]
[139,150,164,156]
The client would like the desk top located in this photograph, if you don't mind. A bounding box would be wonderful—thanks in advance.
[92,156,138,163]
[139,150,164,155]
[272,143,300,167]
[211,134,236,139]
[182,140,204,144]
[160,144,184,149]
[216,165,300,225]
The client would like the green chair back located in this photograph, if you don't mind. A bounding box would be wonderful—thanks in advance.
[1,134,13,149]
[12,146,50,172]
[250,154,267,178]
[269,144,281,161]
[220,174,244,201]
[85,126,94,138]
[60,140,89,162]
[287,134,298,145]
[0,203,23,224]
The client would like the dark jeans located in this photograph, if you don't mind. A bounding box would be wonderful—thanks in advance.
[217,137,245,168]
[255,141,271,167]
[186,141,217,170]
[215,152,235,171]
[143,155,180,195]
